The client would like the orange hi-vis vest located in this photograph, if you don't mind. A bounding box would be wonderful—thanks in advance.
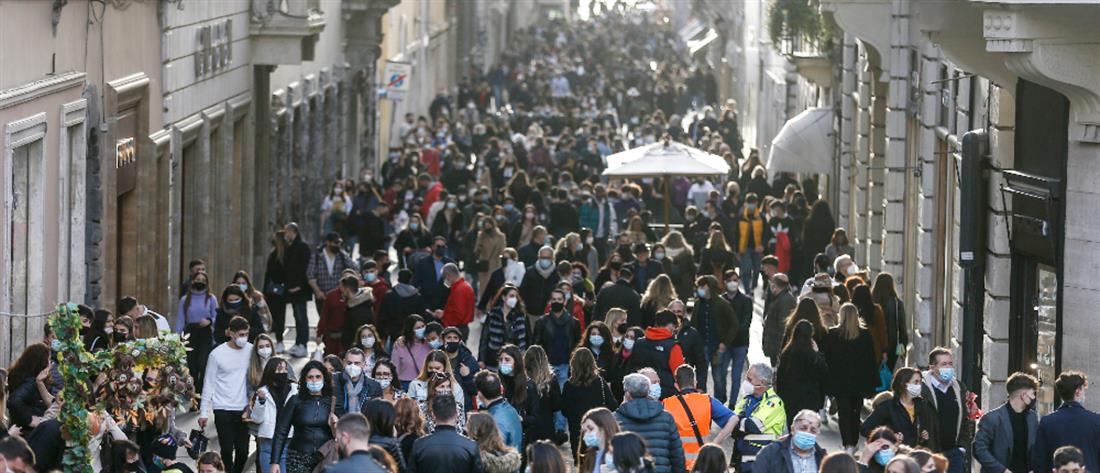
[663,392,712,469]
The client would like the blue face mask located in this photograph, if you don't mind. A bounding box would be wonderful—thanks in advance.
[648,383,662,399]
[875,448,895,466]
[499,363,514,376]
[238,283,248,292]
[583,432,600,448]
[539,258,554,270]
[414,328,426,339]
[938,367,954,382]
[504,203,515,211]
[51,339,62,351]
[365,272,378,282]
[429,339,443,349]
[622,338,635,350]
[792,430,817,450]
[696,287,707,298]
[589,335,605,347]
[410,223,420,231]
[306,380,324,393]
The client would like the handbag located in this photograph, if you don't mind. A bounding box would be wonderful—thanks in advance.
[187,429,209,460]
[311,396,341,473]
[875,361,891,393]
[264,278,286,297]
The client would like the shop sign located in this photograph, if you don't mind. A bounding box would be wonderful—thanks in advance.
[116,137,136,169]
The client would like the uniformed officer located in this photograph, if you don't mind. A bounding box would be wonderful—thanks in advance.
[731,363,787,472]
[663,364,738,469]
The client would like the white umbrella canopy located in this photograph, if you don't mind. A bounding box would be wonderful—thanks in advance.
[767,107,834,175]
[603,139,730,178]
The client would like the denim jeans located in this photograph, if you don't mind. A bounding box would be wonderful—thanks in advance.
[740,249,762,292]
[256,437,288,473]
[554,363,569,432]
[712,345,750,405]
[292,301,309,346]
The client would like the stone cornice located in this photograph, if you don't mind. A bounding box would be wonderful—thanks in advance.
[0,72,86,111]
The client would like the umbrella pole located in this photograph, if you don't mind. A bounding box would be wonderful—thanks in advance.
[664,177,671,232]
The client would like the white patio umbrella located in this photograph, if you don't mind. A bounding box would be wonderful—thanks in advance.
[767,107,835,174]
[603,138,731,229]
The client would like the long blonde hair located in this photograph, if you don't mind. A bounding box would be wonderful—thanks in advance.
[834,303,864,341]
[641,274,677,308]
[523,345,555,395]
[706,230,730,252]
[248,334,275,389]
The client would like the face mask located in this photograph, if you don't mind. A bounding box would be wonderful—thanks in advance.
[258,347,273,359]
[429,339,443,349]
[499,363,514,375]
[410,223,420,231]
[306,380,324,393]
[227,299,244,309]
[238,283,249,292]
[583,432,601,448]
[378,378,392,390]
[726,281,740,293]
[504,203,515,211]
[589,334,605,347]
[906,383,923,398]
[550,302,565,313]
[51,339,62,351]
[648,383,662,399]
[586,236,594,245]
[362,337,376,347]
[365,272,378,282]
[334,187,344,194]
[609,261,622,271]
[696,287,707,299]
[747,204,757,212]
[445,341,461,353]
[575,243,585,252]
[539,258,554,270]
[273,372,289,386]
[622,338,635,350]
[740,380,756,397]
[192,282,206,291]
[525,212,536,220]
[345,364,363,379]
[152,456,166,469]
[605,452,615,468]
[654,251,665,261]
[235,336,249,347]
[447,202,457,209]
[505,296,518,308]
[434,246,447,257]
[792,430,817,450]
[414,328,426,339]
[573,271,583,281]
[875,448,895,466]
[938,367,954,382]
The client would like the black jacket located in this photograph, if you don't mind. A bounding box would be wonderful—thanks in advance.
[562,377,618,458]
[368,435,407,472]
[6,379,47,428]
[1031,401,1100,473]
[593,279,641,326]
[722,290,754,347]
[529,381,563,443]
[822,328,879,397]
[272,393,335,461]
[531,312,581,365]
[477,268,505,311]
[861,397,939,450]
[324,450,388,473]
[478,306,529,367]
[284,235,313,302]
[333,373,383,417]
[412,256,455,310]
[378,284,426,342]
[359,211,388,257]
[409,425,483,473]
[263,251,288,300]
[625,259,664,293]
[518,268,559,317]
[676,325,706,373]
[775,346,829,416]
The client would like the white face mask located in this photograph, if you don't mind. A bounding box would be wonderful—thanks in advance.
[362,337,376,347]
[345,364,363,379]
[740,380,756,398]
[235,336,249,348]
[505,296,518,308]
[906,383,923,398]
[258,347,273,359]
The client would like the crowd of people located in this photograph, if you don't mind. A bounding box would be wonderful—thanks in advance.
[0,9,1097,473]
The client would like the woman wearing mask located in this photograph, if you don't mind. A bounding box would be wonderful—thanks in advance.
[430,195,465,250]
[607,327,644,402]
[247,334,277,392]
[408,351,466,411]
[84,309,113,353]
[233,271,272,338]
[577,228,601,277]
[475,216,507,295]
[391,315,429,390]
[860,367,938,451]
[553,233,583,264]
[350,324,388,373]
[563,348,619,459]
[594,253,625,291]
[395,214,432,268]
[859,426,904,473]
[510,204,541,248]
[479,285,529,369]
[215,285,259,344]
[110,316,135,348]
[467,411,522,473]
[248,357,296,473]
[371,359,405,403]
[580,322,615,374]
[576,407,620,473]
[269,360,336,473]
[871,273,908,371]
[775,320,829,427]
[523,346,563,445]
[497,344,538,439]
[418,372,467,433]
[176,272,218,392]
[321,182,352,236]
[571,262,597,303]
[823,304,880,453]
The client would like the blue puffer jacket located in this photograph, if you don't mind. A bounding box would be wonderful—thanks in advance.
[614,398,686,473]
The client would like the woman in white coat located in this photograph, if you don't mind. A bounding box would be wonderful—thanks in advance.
[248,357,298,473]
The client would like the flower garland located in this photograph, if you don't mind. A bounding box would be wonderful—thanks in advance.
[49,303,195,472]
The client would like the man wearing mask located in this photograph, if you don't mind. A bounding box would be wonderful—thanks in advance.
[614,372,686,473]
[519,246,561,326]
[920,347,977,473]
[668,300,706,389]
[626,243,664,293]
[737,193,765,294]
[333,348,383,416]
[436,263,475,340]
[752,410,827,473]
[517,226,548,268]
[627,311,686,400]
[307,232,360,316]
[721,270,754,405]
[1031,371,1100,473]
[198,316,253,473]
[281,223,312,356]
[442,327,479,408]
[691,276,737,404]
[474,371,523,452]
[974,372,1039,473]
[360,260,390,314]
[339,276,376,354]
[731,363,788,469]
[411,236,455,311]
[762,274,797,367]
[533,289,582,385]
[326,413,388,472]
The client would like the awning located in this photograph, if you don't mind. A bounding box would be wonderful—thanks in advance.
[604,140,730,178]
[767,107,835,174]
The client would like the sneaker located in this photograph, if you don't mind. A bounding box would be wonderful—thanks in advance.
[275,342,286,354]
[288,344,307,358]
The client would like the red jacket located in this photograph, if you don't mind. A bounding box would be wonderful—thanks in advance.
[420,147,441,177]
[442,278,475,327]
[318,289,349,354]
[643,326,685,375]
[421,181,443,217]
[364,278,390,315]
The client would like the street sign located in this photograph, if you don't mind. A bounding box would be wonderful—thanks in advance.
[382,61,412,101]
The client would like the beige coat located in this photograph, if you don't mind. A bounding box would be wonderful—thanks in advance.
[475,228,507,290]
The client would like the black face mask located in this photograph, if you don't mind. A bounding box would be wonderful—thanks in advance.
[192,282,207,291]
[113,332,130,344]
[609,261,622,271]
[434,246,447,257]
[444,342,461,353]
[550,302,565,313]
